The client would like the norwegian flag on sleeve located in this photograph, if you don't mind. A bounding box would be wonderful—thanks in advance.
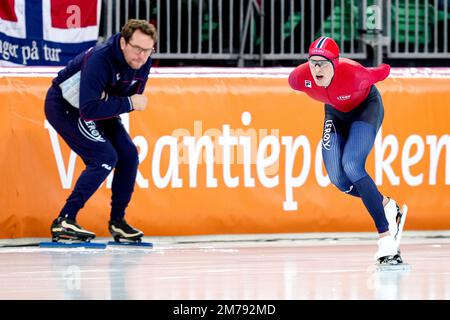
[0,0,101,66]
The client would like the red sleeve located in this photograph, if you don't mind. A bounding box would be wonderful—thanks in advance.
[338,60,391,90]
[356,63,390,90]
[288,62,309,91]
[367,63,391,83]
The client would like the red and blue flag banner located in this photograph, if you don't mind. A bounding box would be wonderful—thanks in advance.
[0,0,101,66]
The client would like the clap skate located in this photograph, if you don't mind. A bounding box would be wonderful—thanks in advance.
[384,198,408,247]
[374,236,410,271]
[378,251,403,265]
[374,198,410,271]
[108,219,152,248]
[41,217,105,249]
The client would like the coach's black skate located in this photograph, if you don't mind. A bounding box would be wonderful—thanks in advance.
[108,219,144,243]
[50,217,96,242]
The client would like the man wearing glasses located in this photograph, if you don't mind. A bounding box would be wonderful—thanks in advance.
[288,37,408,267]
[44,19,157,243]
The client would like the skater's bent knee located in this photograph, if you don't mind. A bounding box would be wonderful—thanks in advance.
[117,145,139,168]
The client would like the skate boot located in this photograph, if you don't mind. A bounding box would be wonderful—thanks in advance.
[384,198,408,247]
[374,235,403,265]
[50,217,96,242]
[108,219,144,243]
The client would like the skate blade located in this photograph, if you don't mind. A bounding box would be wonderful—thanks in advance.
[396,204,408,247]
[40,241,106,249]
[375,263,411,272]
[107,241,153,248]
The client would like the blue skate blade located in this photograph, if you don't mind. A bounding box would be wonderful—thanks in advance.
[376,263,411,272]
[39,242,106,249]
[107,241,153,248]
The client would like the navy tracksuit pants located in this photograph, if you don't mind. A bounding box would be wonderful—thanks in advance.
[45,86,139,221]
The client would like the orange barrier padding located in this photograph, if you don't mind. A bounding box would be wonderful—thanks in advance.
[1,69,449,238]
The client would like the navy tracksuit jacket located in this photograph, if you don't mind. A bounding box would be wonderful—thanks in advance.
[45,33,152,220]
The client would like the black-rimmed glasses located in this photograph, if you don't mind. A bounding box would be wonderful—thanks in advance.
[127,41,155,56]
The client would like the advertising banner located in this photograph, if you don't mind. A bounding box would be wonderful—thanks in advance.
[0,67,449,238]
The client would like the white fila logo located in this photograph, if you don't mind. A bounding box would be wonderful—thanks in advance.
[116,73,121,80]
[305,80,312,88]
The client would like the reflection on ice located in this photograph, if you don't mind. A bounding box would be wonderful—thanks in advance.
[1,237,450,299]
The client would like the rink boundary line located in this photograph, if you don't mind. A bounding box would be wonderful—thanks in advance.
[2,67,450,78]
[2,230,450,247]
